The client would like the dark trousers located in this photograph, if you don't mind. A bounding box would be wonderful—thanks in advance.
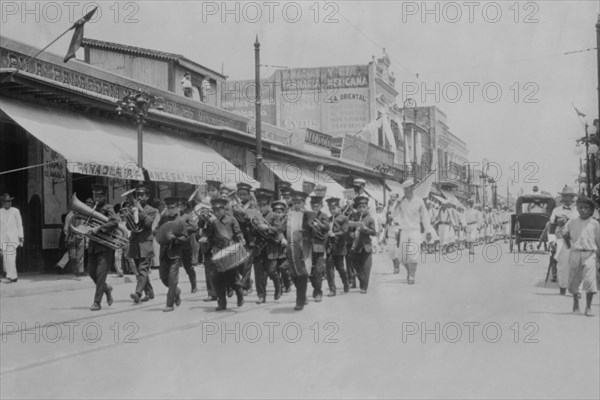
[181,249,197,291]
[326,255,349,293]
[134,257,154,297]
[88,250,113,304]
[215,268,243,307]
[345,253,357,285]
[352,250,373,291]
[293,274,308,307]
[254,254,283,299]
[159,257,180,307]
[204,261,217,297]
[278,259,292,290]
[238,250,254,291]
[309,252,325,297]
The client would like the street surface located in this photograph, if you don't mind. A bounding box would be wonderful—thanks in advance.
[1,243,598,399]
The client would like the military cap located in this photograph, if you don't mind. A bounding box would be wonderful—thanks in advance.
[91,184,108,194]
[164,197,179,206]
[401,179,416,189]
[280,186,293,195]
[291,191,309,202]
[271,200,287,211]
[205,180,222,190]
[279,181,292,190]
[210,198,229,208]
[353,178,366,186]
[326,197,342,207]
[310,195,324,205]
[353,195,369,206]
[134,184,150,194]
[219,182,237,194]
[313,184,328,197]
[237,182,253,193]
[255,188,274,202]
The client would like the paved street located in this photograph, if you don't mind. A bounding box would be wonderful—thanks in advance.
[1,243,598,399]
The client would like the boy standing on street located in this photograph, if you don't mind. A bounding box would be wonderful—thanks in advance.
[562,197,599,317]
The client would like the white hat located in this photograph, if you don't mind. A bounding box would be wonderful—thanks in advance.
[353,178,366,186]
[401,179,415,189]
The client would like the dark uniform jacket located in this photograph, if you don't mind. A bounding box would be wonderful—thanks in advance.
[349,213,377,253]
[328,213,349,256]
[127,203,158,259]
[205,214,243,253]
[309,210,330,253]
[87,203,119,254]
[157,214,188,260]
[179,211,199,250]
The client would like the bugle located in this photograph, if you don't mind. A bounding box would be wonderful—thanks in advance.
[69,194,129,250]
[120,188,143,233]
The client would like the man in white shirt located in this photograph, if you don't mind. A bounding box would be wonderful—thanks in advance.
[0,193,24,283]
[391,180,432,285]
[549,186,578,294]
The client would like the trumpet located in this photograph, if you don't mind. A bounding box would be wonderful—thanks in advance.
[69,194,129,251]
[193,202,217,223]
[341,202,355,218]
[120,189,143,233]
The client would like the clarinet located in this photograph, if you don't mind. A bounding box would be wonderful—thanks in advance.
[351,210,366,252]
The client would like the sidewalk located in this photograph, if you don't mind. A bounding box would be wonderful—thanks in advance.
[0,267,183,298]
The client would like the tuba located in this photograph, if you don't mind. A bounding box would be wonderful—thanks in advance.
[69,194,129,250]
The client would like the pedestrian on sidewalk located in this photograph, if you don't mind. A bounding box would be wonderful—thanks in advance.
[562,196,598,317]
[87,185,117,311]
[0,193,23,283]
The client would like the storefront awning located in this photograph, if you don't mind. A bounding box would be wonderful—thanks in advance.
[0,98,257,185]
[262,157,345,196]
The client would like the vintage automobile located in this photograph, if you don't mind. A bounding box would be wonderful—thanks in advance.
[509,195,556,252]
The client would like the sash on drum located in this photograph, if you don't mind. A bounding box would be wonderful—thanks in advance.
[212,242,249,273]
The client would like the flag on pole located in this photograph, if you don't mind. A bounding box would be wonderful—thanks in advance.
[572,103,586,118]
[64,7,97,63]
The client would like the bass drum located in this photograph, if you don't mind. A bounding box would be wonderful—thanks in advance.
[285,210,312,278]
[212,242,250,273]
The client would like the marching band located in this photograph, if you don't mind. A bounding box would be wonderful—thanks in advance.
[70,179,517,312]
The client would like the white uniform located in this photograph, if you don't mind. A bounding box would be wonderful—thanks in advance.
[0,207,24,280]
[392,195,432,265]
[438,207,457,247]
[465,207,478,243]
[549,205,578,289]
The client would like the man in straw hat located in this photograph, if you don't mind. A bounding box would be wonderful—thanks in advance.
[390,179,433,285]
[549,185,578,294]
[0,193,23,283]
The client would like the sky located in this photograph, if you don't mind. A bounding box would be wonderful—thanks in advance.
[1,0,598,197]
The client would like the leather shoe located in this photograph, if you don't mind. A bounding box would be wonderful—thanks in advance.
[349,282,357,289]
[175,288,182,307]
[314,294,323,302]
[393,268,400,274]
[3,278,17,283]
[237,296,245,307]
[294,304,304,311]
[242,289,249,296]
[203,296,217,302]
[141,294,154,302]
[90,303,101,311]
[283,286,291,293]
[215,304,226,311]
[130,293,141,304]
[343,285,349,293]
[191,287,198,293]
[585,307,594,317]
[162,306,174,312]
[407,278,415,285]
[559,287,566,295]
[304,299,309,305]
[327,291,336,297]
[256,297,266,304]
[360,289,367,294]
[106,286,113,306]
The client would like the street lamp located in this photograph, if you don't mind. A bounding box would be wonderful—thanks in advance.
[116,89,164,169]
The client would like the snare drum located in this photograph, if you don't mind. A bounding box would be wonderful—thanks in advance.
[211,242,249,272]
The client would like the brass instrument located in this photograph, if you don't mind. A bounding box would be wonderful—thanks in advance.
[350,210,366,252]
[309,214,328,241]
[193,202,217,223]
[120,188,143,233]
[68,194,129,250]
[341,202,355,218]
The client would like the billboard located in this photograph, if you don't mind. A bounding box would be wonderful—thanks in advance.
[221,79,277,125]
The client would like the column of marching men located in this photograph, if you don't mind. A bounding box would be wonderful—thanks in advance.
[80,178,384,312]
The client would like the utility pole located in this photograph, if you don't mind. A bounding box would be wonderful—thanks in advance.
[254,36,262,181]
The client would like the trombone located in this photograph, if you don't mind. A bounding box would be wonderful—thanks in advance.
[69,194,129,251]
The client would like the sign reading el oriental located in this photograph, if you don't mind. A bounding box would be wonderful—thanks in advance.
[279,65,371,137]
